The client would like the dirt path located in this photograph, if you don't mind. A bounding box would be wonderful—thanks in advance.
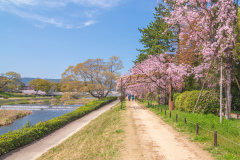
[121,100,214,160]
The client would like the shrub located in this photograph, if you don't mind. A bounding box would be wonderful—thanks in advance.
[173,92,181,102]
[175,90,221,115]
[3,96,8,99]
[0,96,117,156]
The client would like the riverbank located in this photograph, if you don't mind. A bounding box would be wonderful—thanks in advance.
[0,110,32,126]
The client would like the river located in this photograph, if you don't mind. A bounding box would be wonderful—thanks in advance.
[0,104,84,136]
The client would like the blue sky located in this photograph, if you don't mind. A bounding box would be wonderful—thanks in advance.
[0,0,157,79]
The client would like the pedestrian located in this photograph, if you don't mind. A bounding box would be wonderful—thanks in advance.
[128,94,131,101]
[132,95,134,101]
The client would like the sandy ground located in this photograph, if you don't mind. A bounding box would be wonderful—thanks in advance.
[121,100,214,160]
[231,113,239,119]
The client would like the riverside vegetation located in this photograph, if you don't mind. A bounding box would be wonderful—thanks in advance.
[0,96,117,156]
[137,98,240,160]
[0,110,32,126]
[39,101,126,160]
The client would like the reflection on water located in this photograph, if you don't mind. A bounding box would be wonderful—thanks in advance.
[0,105,83,135]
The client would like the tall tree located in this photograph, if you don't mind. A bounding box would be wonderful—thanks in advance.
[166,0,237,119]
[134,3,176,64]
[62,56,123,99]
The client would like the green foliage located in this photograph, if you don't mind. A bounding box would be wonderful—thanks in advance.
[175,90,221,115]
[231,82,240,111]
[29,79,51,93]
[3,96,8,99]
[182,74,201,92]
[134,3,176,64]
[146,92,153,100]
[0,96,117,156]
[55,95,62,99]
[19,100,29,104]
[0,92,23,97]
[173,92,181,101]
[22,120,32,129]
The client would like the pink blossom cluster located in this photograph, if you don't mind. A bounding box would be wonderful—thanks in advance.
[116,54,190,104]
[22,90,46,95]
[165,0,236,83]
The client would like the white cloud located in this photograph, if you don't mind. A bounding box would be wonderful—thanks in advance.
[0,0,122,29]
[69,0,121,8]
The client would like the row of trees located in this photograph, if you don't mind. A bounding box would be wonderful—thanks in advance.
[1,56,123,98]
[117,0,239,121]
[0,71,61,93]
[0,72,23,92]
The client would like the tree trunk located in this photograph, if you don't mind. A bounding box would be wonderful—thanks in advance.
[220,55,223,123]
[169,77,172,105]
[225,52,232,119]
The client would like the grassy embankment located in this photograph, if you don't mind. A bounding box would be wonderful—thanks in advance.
[0,110,32,126]
[38,101,126,160]
[138,99,240,160]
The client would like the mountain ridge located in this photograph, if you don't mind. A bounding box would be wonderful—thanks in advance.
[21,77,61,84]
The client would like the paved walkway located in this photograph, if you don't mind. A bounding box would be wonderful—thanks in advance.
[0,100,120,160]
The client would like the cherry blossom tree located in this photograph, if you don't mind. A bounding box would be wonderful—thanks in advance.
[22,90,36,95]
[165,0,237,119]
[116,54,190,104]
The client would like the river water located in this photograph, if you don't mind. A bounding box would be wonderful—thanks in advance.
[0,104,84,136]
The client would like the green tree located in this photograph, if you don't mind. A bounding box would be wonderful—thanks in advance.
[5,71,21,92]
[29,79,51,93]
[0,76,8,92]
[134,3,176,64]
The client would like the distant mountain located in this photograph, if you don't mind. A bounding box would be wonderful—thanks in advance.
[21,77,61,84]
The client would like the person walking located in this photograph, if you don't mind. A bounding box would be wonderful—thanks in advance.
[132,95,134,101]
[128,94,131,101]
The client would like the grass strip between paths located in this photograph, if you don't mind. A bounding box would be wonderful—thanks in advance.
[138,100,240,160]
[38,101,126,160]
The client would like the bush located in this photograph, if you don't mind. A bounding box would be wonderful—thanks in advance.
[173,92,181,102]
[175,90,221,115]
[0,96,117,156]
[3,96,9,99]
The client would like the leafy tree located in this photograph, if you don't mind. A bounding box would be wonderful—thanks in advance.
[62,56,123,99]
[134,3,176,64]
[29,79,51,93]
[60,81,83,92]
[0,76,8,92]
[4,71,21,92]
[49,81,61,92]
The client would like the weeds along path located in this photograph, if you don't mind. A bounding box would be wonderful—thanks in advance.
[121,100,214,160]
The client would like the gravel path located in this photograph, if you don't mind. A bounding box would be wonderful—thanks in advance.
[0,100,120,160]
[121,100,214,160]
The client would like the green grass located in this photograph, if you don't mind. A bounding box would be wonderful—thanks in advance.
[138,100,240,160]
[0,92,23,97]
[38,101,126,160]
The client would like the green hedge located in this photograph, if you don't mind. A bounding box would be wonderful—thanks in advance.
[174,90,220,115]
[0,96,117,156]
